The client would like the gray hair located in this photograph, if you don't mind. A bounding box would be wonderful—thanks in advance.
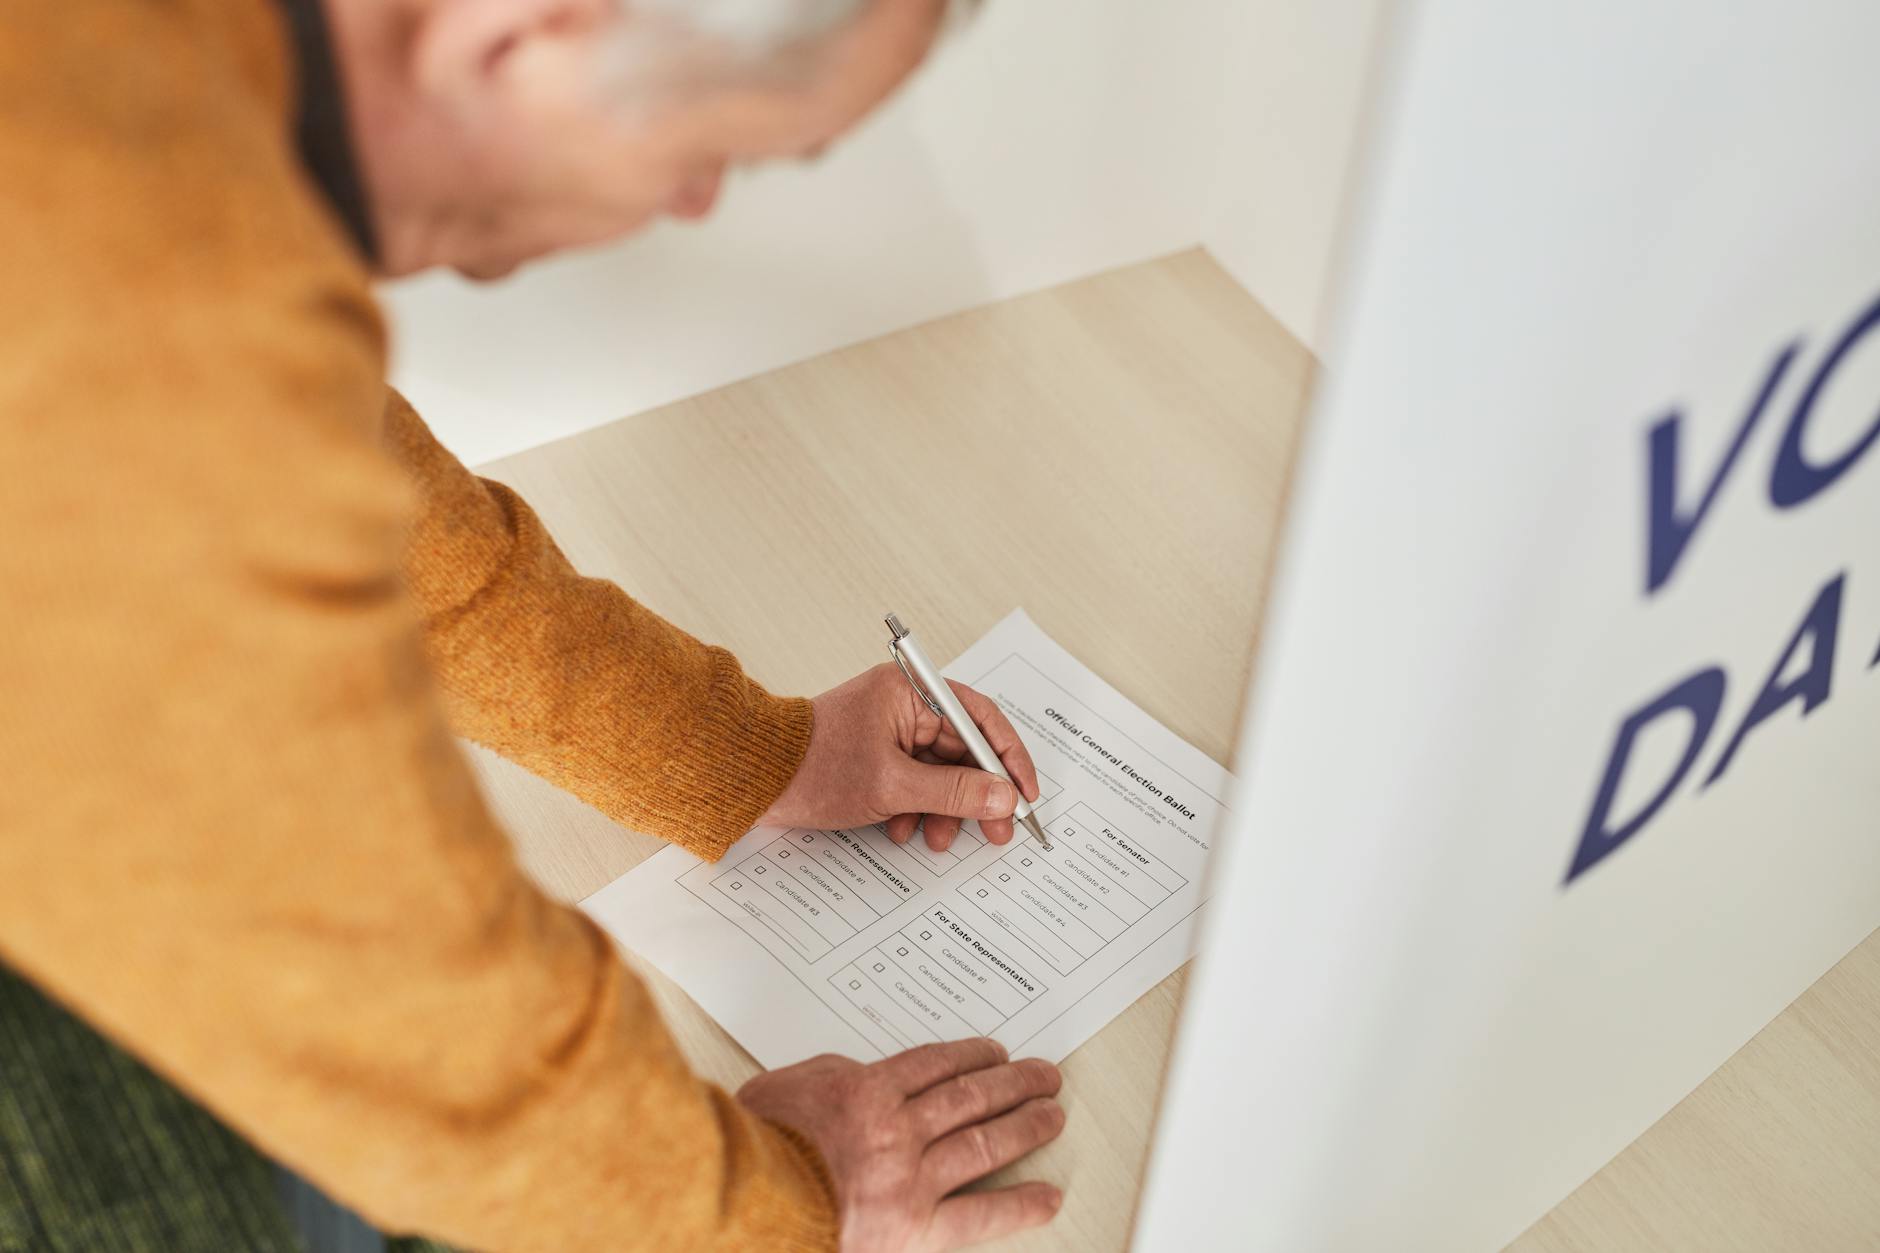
[602,0,981,104]
[634,0,868,51]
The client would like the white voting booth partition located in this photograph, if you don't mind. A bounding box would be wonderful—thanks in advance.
[1136,3,1880,1251]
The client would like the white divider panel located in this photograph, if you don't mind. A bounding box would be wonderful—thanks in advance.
[1138,3,1880,1249]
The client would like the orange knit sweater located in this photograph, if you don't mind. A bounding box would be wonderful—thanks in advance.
[0,0,837,1248]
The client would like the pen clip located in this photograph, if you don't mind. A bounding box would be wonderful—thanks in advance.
[885,612,947,718]
[889,637,947,718]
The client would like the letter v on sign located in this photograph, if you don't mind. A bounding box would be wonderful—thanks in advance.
[1644,342,1801,595]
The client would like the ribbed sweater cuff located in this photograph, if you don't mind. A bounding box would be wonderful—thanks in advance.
[655,648,813,861]
[758,1119,843,1251]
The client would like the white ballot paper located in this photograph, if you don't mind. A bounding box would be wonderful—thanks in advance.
[582,610,1230,1067]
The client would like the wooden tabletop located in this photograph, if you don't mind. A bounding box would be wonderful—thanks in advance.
[464,249,1879,1251]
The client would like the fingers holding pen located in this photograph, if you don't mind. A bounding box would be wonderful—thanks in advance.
[946,681,1040,803]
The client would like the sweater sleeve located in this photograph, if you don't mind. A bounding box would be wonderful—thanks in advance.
[0,3,835,1248]
[0,291,840,1253]
[382,391,811,861]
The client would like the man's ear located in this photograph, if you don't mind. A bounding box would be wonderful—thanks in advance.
[412,0,616,95]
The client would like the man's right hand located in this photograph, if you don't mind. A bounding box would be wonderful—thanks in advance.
[738,1038,1066,1251]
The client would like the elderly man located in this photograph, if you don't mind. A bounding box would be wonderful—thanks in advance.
[0,0,1067,1249]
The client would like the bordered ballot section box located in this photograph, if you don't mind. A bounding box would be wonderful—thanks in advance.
[959,801,1188,976]
[820,798,1181,1048]
[828,903,1050,1049]
[703,827,920,962]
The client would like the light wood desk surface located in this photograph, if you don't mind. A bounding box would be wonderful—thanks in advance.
[464,249,1879,1251]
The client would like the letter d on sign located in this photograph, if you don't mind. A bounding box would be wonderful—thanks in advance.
[1564,667,1727,885]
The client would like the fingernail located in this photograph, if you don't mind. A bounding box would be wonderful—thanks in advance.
[983,780,1016,818]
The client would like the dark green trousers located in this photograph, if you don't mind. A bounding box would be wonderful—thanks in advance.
[0,966,451,1253]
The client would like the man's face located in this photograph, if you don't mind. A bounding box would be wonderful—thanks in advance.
[402,0,950,278]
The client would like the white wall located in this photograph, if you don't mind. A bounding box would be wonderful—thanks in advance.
[383,0,1233,466]
[1198,0,1384,350]
[381,1,1384,466]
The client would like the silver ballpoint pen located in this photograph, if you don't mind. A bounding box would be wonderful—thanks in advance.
[884,612,1053,850]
